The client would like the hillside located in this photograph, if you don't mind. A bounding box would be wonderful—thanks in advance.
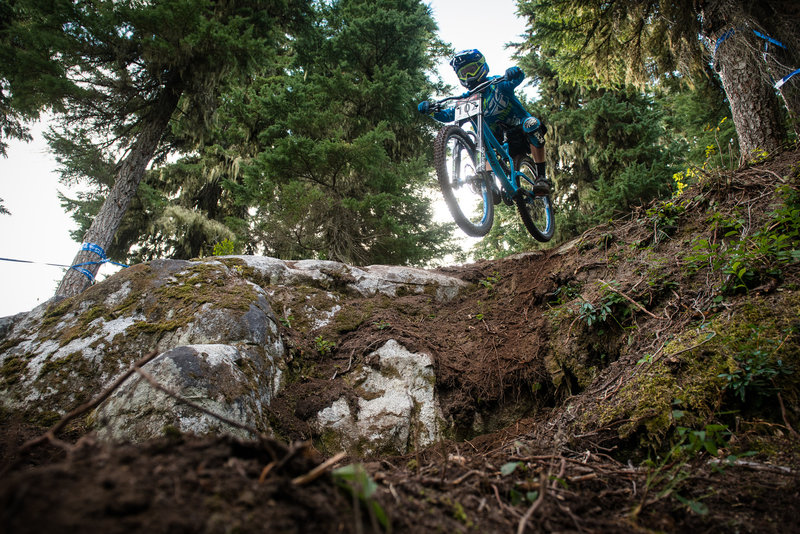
[1,146,799,533]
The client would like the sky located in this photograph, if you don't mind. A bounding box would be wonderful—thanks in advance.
[0,0,531,317]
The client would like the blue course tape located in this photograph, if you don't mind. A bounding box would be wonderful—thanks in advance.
[1,245,129,284]
[776,68,800,89]
[753,30,786,50]
[715,28,788,57]
[714,29,736,58]
[69,243,129,283]
[81,242,107,258]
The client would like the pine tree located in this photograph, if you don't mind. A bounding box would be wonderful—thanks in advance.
[98,0,456,266]
[39,0,308,297]
[237,0,455,265]
[516,0,800,158]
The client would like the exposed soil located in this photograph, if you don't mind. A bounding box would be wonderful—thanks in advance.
[3,146,800,533]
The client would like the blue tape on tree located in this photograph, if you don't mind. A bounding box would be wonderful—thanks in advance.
[776,68,800,89]
[715,28,788,57]
[714,29,736,57]
[69,243,130,283]
[753,30,786,49]
[81,242,107,259]
[71,266,96,282]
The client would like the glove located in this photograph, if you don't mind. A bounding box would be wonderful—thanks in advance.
[505,66,523,81]
[418,101,431,115]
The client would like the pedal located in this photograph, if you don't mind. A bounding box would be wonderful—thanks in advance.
[531,180,552,196]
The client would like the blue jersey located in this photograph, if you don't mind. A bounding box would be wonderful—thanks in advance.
[432,72,530,131]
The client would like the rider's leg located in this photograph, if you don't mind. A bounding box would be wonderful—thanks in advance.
[529,143,552,194]
[531,143,545,164]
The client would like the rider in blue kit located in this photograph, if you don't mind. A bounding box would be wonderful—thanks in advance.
[418,49,552,194]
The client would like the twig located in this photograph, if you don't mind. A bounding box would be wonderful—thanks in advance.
[331,350,355,380]
[551,457,567,490]
[708,458,792,474]
[258,461,277,483]
[598,279,658,319]
[652,331,717,364]
[451,469,482,485]
[777,392,800,440]
[133,365,262,438]
[292,451,347,485]
[517,470,547,534]
[15,350,160,455]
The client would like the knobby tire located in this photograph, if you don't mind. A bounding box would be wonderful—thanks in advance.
[434,125,494,237]
[513,155,555,242]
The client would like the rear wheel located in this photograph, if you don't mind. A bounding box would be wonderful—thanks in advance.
[513,155,555,242]
[434,125,494,237]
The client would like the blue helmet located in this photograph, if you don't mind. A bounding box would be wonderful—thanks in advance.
[450,49,489,89]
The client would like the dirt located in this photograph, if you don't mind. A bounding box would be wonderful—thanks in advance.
[3,146,800,533]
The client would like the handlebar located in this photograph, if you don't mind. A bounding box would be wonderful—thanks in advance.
[428,75,508,112]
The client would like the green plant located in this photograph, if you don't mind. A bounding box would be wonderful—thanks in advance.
[718,327,794,402]
[632,395,760,519]
[212,238,236,256]
[646,200,685,239]
[279,315,294,328]
[578,300,610,327]
[685,186,800,294]
[577,282,631,329]
[314,336,336,355]
[332,463,390,531]
[479,271,501,290]
[372,321,390,330]
[547,282,582,307]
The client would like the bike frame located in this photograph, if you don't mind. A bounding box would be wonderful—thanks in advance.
[436,76,533,200]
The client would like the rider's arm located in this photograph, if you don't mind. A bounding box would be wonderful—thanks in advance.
[418,90,470,123]
[433,107,455,122]
[505,66,525,88]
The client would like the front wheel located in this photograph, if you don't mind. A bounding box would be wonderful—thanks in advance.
[513,155,555,242]
[434,125,494,237]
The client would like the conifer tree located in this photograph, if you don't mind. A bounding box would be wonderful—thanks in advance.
[86,0,456,266]
[34,0,308,297]
[516,0,800,158]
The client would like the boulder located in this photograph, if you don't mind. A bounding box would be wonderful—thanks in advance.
[95,344,278,442]
[315,339,441,456]
[0,256,467,453]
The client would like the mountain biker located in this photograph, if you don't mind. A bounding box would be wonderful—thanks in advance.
[418,49,552,195]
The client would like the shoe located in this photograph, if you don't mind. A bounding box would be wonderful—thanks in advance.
[531,179,552,196]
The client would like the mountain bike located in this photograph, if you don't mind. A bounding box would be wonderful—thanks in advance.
[429,76,555,241]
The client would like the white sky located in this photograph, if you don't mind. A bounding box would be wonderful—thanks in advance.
[0,0,531,317]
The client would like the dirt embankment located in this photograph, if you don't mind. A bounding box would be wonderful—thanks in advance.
[2,147,800,533]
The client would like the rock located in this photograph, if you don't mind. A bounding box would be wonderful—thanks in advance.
[225,256,467,303]
[315,339,442,456]
[0,255,467,449]
[95,344,277,442]
[0,259,285,434]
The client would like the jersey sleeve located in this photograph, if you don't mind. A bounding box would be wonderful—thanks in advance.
[433,107,455,123]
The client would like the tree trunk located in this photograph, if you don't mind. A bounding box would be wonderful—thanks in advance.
[699,0,788,159]
[710,28,786,159]
[766,48,800,139]
[55,85,182,298]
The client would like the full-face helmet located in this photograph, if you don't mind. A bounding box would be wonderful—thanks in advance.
[450,49,489,89]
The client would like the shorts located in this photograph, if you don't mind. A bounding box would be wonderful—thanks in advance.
[503,121,547,159]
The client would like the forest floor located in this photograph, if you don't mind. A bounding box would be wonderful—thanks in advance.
[2,146,800,533]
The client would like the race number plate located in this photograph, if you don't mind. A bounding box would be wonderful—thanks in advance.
[454,94,481,121]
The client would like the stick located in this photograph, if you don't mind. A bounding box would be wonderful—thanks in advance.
[598,280,659,319]
[133,365,262,438]
[16,350,160,454]
[517,472,547,534]
[292,451,347,485]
